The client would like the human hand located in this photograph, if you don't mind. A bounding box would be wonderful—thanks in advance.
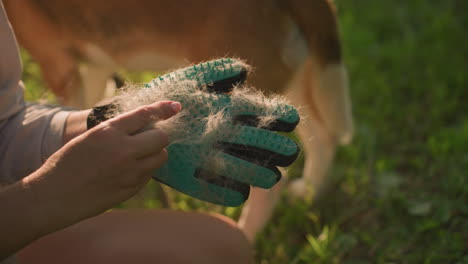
[26,101,181,230]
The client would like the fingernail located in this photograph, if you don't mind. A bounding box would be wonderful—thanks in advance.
[170,102,182,112]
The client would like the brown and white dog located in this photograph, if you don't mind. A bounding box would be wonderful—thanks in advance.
[3,0,353,241]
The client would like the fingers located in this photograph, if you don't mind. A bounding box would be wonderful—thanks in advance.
[138,149,169,172]
[191,170,250,207]
[207,62,248,93]
[233,114,299,132]
[220,125,299,159]
[114,139,169,192]
[202,153,281,189]
[108,101,181,134]
[146,58,250,94]
[131,128,169,158]
[230,99,300,131]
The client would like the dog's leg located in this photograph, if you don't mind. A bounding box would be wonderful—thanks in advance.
[74,64,115,108]
[288,59,353,197]
[237,59,303,242]
[238,177,286,243]
[3,0,80,107]
[289,111,337,197]
[36,55,81,107]
[239,58,352,242]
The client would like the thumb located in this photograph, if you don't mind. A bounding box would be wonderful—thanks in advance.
[109,101,182,134]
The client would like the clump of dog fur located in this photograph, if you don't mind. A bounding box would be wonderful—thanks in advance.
[108,59,297,177]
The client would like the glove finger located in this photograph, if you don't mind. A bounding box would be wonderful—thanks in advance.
[231,102,300,132]
[147,58,249,94]
[234,114,299,132]
[153,144,249,207]
[154,171,248,207]
[194,168,250,207]
[218,125,300,167]
[200,152,281,189]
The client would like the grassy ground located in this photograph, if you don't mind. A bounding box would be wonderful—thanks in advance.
[21,0,467,263]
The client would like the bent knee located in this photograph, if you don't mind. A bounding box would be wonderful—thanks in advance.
[194,213,253,264]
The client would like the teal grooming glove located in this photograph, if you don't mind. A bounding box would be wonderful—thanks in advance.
[87,58,300,207]
[146,58,300,206]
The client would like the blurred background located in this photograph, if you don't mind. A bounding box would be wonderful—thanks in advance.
[20,0,467,263]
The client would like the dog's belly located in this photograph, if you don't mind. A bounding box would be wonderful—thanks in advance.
[123,53,186,72]
[81,16,308,96]
[84,43,186,72]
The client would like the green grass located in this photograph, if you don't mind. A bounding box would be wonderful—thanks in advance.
[21,0,467,263]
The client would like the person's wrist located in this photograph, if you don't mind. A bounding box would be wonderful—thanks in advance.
[21,169,62,237]
[19,176,50,238]
[0,178,49,257]
[63,110,91,144]
[86,104,119,129]
[21,164,82,238]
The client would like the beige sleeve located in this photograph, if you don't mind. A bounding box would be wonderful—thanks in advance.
[0,2,73,185]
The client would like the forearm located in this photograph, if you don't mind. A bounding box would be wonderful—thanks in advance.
[0,109,91,259]
[0,158,94,260]
[0,173,57,259]
[0,104,91,184]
